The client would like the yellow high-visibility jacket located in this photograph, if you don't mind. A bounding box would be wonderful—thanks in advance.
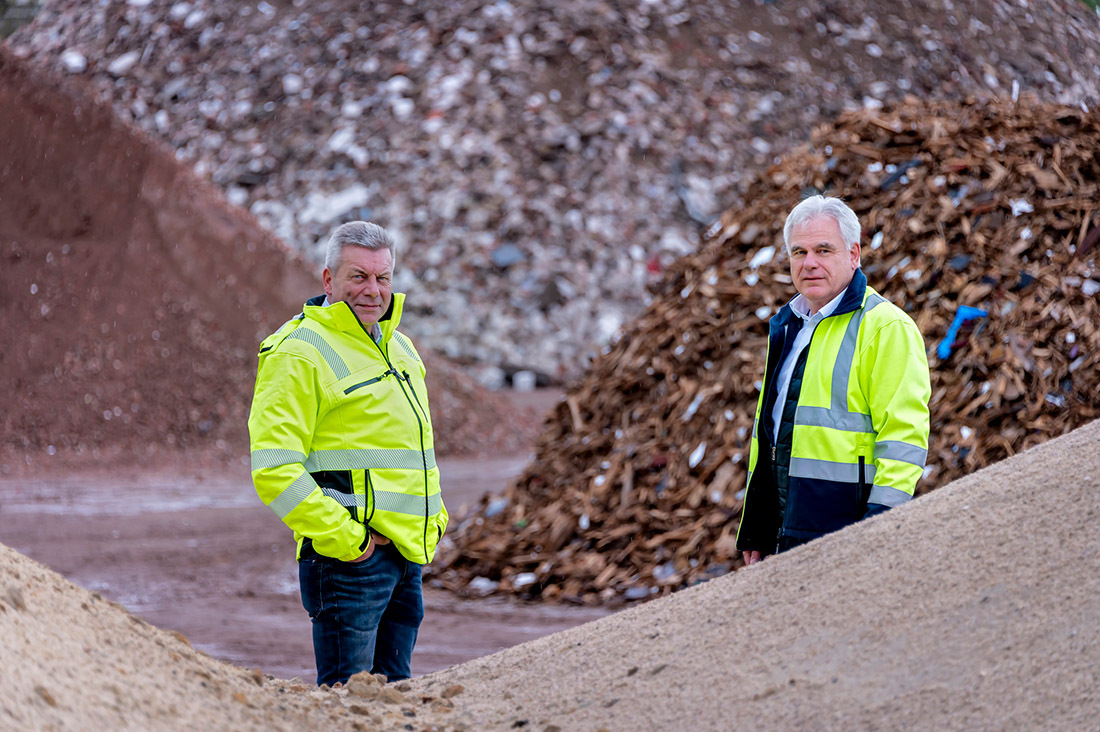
[248,293,447,564]
[736,270,931,552]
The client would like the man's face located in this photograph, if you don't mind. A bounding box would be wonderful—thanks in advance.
[788,215,860,314]
[322,246,393,326]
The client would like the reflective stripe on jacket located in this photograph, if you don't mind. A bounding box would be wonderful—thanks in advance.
[736,270,931,551]
[248,292,448,564]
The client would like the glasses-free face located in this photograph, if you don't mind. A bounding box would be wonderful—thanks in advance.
[322,246,394,327]
[788,216,860,315]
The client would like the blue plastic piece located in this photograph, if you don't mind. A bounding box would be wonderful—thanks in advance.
[936,305,988,359]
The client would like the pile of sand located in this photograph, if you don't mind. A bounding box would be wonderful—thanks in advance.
[413,417,1100,730]
[0,540,468,730]
[5,419,1098,729]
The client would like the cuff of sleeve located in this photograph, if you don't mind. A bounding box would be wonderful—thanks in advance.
[334,526,369,562]
[864,502,891,519]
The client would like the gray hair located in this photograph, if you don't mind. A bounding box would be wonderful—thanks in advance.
[324,221,396,272]
[782,196,861,254]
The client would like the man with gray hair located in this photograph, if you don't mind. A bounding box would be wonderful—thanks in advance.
[736,196,930,564]
[249,221,447,685]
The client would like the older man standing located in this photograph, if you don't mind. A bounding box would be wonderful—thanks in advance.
[249,221,447,685]
[737,196,930,565]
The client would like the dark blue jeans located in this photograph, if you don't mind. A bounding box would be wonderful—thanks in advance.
[299,542,424,686]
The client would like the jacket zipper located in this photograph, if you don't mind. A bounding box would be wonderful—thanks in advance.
[361,323,432,561]
[400,369,432,559]
[365,470,376,525]
[344,368,398,394]
[858,456,867,506]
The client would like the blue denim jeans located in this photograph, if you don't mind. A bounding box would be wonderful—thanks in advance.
[299,542,424,686]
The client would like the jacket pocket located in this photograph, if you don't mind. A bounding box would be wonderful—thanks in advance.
[344,367,398,395]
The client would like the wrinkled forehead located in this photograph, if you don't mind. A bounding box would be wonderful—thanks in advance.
[789,215,845,245]
[339,245,393,274]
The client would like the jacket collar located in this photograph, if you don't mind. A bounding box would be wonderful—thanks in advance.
[771,268,867,330]
[302,292,405,343]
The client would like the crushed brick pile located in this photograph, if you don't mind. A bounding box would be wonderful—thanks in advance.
[430,96,1100,603]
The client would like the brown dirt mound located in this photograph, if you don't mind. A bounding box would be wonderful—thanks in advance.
[0,46,541,474]
[431,96,1100,603]
[413,417,1100,731]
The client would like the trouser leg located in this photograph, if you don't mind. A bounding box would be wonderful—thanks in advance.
[371,554,425,682]
[298,552,400,687]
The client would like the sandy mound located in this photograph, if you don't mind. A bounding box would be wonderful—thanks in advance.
[0,46,542,473]
[432,96,1100,602]
[3,415,1097,729]
[0,541,469,730]
[414,417,1100,730]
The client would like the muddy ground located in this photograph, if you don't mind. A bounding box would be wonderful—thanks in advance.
[0,391,610,682]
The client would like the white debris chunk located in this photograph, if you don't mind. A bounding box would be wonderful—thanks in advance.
[1010,199,1034,217]
[688,442,707,469]
[59,50,87,73]
[106,51,141,77]
[749,246,775,269]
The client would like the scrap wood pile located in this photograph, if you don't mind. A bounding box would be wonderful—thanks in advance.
[429,96,1100,604]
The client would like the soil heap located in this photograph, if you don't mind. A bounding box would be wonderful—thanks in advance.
[10,0,1100,377]
[0,46,541,473]
[430,96,1100,603]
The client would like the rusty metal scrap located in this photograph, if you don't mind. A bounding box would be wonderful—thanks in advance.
[430,97,1100,605]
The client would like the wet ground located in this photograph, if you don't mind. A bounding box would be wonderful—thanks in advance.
[0,449,611,682]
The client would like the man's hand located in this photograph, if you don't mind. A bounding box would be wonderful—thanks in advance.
[348,531,391,563]
[742,550,763,566]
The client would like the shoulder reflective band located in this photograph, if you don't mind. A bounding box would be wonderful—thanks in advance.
[830,293,886,412]
[303,448,437,472]
[792,294,888,433]
[284,328,351,379]
[393,333,420,361]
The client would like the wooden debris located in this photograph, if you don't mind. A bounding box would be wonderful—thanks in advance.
[429,97,1100,605]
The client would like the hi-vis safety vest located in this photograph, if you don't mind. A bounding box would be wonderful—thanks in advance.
[248,292,447,564]
[736,270,931,551]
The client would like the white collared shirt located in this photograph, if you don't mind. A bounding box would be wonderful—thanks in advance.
[770,290,847,443]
